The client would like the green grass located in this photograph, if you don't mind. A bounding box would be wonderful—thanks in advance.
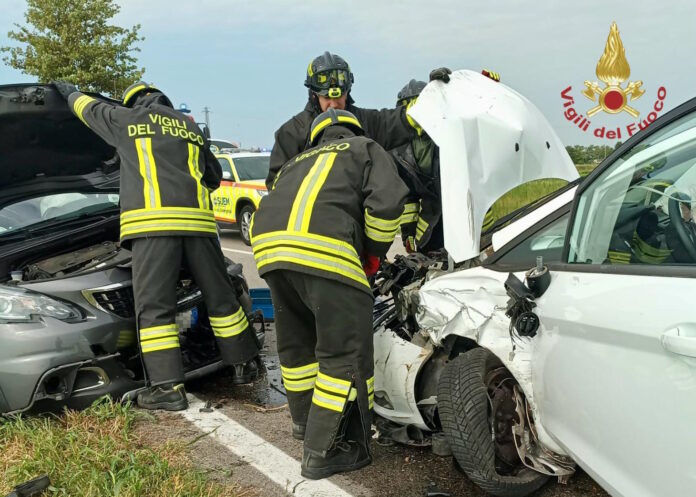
[488,164,596,220]
[0,398,234,497]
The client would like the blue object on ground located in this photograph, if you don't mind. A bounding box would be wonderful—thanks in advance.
[250,288,274,321]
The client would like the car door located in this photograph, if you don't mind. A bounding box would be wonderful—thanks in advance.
[212,156,236,222]
[533,103,696,497]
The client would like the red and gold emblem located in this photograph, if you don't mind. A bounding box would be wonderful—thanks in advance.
[582,22,645,117]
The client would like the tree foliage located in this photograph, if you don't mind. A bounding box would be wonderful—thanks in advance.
[565,144,616,165]
[1,0,144,96]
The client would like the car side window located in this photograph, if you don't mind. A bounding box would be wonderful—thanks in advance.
[568,111,696,266]
[218,158,235,180]
[496,213,569,267]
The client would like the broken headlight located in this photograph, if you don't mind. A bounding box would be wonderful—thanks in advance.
[0,285,82,323]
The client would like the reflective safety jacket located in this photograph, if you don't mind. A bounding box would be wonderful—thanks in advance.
[267,99,414,189]
[392,137,442,250]
[67,93,221,247]
[252,126,408,293]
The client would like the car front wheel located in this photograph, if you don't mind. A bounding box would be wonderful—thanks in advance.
[238,204,255,246]
[437,348,549,497]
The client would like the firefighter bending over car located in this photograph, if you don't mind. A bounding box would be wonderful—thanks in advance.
[251,109,408,479]
[54,80,261,411]
[393,70,501,254]
[266,51,452,189]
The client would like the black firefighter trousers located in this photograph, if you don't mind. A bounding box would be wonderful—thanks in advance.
[131,236,259,386]
[264,270,374,457]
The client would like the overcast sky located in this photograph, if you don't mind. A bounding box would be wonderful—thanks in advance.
[2,0,695,148]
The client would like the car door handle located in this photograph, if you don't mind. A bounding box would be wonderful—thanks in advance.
[660,325,696,358]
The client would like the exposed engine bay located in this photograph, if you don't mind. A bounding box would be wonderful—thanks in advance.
[22,241,128,280]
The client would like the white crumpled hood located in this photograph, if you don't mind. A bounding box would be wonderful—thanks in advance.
[408,70,579,262]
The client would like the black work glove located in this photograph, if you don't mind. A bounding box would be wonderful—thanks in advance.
[429,67,452,83]
[52,80,78,100]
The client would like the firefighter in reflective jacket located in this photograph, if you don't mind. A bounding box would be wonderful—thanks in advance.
[266,51,452,189]
[252,109,408,479]
[55,81,261,411]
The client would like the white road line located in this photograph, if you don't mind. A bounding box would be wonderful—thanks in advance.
[221,247,254,255]
[180,395,357,497]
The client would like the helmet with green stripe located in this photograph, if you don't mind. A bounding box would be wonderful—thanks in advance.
[309,109,363,146]
[122,81,172,108]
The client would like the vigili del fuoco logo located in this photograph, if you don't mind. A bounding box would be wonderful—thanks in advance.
[561,21,667,140]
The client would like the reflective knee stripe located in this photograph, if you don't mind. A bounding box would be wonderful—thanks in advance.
[252,230,368,288]
[416,217,429,241]
[367,376,375,410]
[608,250,631,264]
[287,153,337,232]
[209,308,248,338]
[281,362,319,392]
[312,372,352,413]
[140,323,179,353]
[631,233,671,264]
[364,209,400,243]
[187,143,209,210]
[400,203,419,224]
[135,138,162,209]
[120,207,218,238]
[72,95,96,127]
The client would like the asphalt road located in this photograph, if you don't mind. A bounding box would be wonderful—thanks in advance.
[165,227,610,497]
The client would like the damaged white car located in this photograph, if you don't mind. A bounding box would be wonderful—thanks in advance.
[373,71,696,497]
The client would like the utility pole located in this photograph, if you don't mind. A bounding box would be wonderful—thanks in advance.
[202,106,211,131]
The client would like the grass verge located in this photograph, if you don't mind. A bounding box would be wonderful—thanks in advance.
[0,397,234,497]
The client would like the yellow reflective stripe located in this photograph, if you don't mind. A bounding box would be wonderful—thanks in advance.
[72,95,95,127]
[416,217,429,240]
[135,138,153,208]
[365,224,398,243]
[145,138,162,207]
[122,207,215,220]
[632,233,671,263]
[312,389,346,412]
[209,308,246,325]
[401,203,419,224]
[287,153,334,232]
[284,377,317,392]
[365,210,401,231]
[121,218,218,230]
[254,247,369,288]
[309,118,332,143]
[367,376,375,393]
[252,230,361,263]
[141,336,180,353]
[210,308,248,337]
[188,143,207,209]
[281,362,319,378]
[140,328,178,341]
[121,224,218,238]
[316,372,351,396]
[123,84,148,105]
[300,153,336,231]
[608,250,631,264]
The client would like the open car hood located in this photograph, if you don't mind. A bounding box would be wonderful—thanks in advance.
[0,84,116,204]
[408,70,579,262]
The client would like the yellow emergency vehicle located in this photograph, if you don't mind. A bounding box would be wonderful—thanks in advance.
[211,151,270,245]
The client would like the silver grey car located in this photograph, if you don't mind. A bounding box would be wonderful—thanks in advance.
[0,83,257,414]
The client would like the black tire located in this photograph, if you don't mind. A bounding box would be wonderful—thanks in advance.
[438,348,549,497]
[238,204,255,246]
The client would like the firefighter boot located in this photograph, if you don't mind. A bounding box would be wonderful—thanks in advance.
[292,423,306,440]
[137,383,188,411]
[300,440,371,479]
[231,356,261,385]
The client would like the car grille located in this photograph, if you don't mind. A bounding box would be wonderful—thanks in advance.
[83,280,203,320]
[91,287,135,319]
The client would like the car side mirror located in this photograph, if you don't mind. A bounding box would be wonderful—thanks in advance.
[222,171,232,179]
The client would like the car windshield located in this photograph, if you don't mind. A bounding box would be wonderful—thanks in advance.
[0,192,119,237]
[234,156,270,181]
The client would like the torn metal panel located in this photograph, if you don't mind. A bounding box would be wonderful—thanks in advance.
[373,327,433,430]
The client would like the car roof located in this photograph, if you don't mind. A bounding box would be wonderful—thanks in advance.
[215,151,270,159]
